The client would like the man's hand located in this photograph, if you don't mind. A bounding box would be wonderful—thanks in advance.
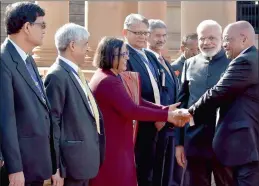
[8,171,25,186]
[168,102,181,112]
[51,169,64,186]
[167,109,191,127]
[175,145,186,168]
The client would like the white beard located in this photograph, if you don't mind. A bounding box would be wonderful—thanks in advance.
[200,45,221,57]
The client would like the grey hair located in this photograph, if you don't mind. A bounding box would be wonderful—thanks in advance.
[196,20,222,35]
[123,13,149,29]
[55,23,90,52]
[148,19,167,32]
[181,33,198,46]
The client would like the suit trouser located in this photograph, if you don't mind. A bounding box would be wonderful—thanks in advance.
[152,127,183,186]
[0,165,9,186]
[135,129,157,186]
[232,161,259,186]
[182,155,234,186]
[64,178,89,186]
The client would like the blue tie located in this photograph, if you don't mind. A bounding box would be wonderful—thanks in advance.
[25,56,45,101]
[138,52,158,80]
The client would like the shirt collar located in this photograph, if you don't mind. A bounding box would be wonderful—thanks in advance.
[180,55,186,63]
[240,47,251,55]
[8,38,28,62]
[146,48,160,60]
[127,43,144,54]
[58,55,78,72]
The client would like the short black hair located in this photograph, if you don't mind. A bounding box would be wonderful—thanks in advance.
[4,1,45,35]
[93,37,124,69]
[181,33,198,46]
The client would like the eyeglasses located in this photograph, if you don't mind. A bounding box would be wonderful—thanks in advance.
[114,51,129,58]
[30,22,46,29]
[127,29,150,36]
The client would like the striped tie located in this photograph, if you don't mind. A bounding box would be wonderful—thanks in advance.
[77,68,100,134]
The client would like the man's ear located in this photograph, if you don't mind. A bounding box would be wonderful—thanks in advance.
[69,41,75,51]
[180,45,185,53]
[122,29,127,37]
[23,22,31,35]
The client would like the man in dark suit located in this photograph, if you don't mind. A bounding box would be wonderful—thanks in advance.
[123,14,165,186]
[146,19,181,186]
[44,23,105,186]
[171,33,199,84]
[176,20,233,186]
[188,21,259,186]
[0,2,58,186]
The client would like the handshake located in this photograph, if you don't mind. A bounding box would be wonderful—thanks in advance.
[167,102,192,127]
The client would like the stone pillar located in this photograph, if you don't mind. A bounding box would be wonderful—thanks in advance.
[138,1,169,59]
[83,1,137,71]
[181,1,236,38]
[33,1,69,67]
[138,1,167,22]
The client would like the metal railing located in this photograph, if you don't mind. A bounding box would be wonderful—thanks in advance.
[237,1,259,34]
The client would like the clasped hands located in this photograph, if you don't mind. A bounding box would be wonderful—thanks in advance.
[167,102,192,127]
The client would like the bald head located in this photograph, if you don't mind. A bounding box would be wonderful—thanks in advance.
[223,21,255,59]
[224,21,255,45]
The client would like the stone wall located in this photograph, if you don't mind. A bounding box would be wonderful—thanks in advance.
[69,1,84,26]
[0,1,84,43]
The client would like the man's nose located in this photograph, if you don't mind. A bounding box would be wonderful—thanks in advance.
[204,38,211,45]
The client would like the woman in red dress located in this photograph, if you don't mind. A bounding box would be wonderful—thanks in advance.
[89,37,189,186]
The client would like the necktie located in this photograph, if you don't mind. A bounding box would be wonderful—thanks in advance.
[138,51,158,80]
[77,68,100,134]
[25,56,45,102]
[158,56,171,77]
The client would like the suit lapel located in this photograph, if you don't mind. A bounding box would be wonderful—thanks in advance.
[57,59,95,119]
[6,40,48,108]
[127,45,150,77]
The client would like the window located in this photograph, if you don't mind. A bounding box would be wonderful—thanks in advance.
[237,1,259,34]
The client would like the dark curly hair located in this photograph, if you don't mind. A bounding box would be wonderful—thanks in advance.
[4,1,45,35]
[93,37,124,69]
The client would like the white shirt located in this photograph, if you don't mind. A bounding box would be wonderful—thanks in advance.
[127,44,161,104]
[8,38,28,63]
[127,44,150,62]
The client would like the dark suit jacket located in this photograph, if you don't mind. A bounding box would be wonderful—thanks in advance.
[171,55,186,83]
[126,45,163,182]
[145,52,179,128]
[44,59,105,180]
[189,46,259,166]
[126,45,161,140]
[0,39,56,182]
[176,50,230,158]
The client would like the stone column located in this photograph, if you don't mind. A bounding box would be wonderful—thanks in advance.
[181,1,236,38]
[83,1,137,73]
[138,1,169,59]
[33,1,69,67]
[138,1,167,22]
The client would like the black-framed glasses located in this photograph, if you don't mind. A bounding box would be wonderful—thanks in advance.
[114,51,129,58]
[127,29,150,36]
[30,22,46,29]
